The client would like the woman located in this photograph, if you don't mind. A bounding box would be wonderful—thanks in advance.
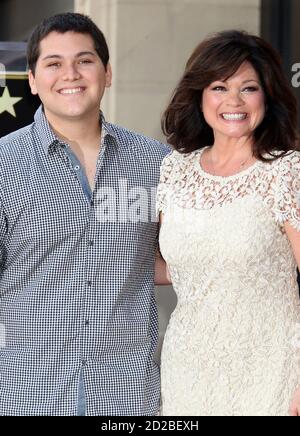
[156,30,300,416]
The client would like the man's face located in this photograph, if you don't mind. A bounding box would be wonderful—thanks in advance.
[28,31,112,123]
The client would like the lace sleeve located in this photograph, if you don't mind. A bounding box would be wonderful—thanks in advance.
[156,151,175,215]
[275,151,300,231]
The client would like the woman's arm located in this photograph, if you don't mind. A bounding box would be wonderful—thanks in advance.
[285,221,300,267]
[155,213,172,286]
[284,221,300,416]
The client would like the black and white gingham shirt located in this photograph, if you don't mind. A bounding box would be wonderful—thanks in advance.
[0,106,169,416]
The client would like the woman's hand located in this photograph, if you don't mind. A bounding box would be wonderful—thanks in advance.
[289,387,300,416]
[154,250,172,285]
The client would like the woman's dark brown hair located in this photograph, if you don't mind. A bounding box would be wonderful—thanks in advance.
[162,30,299,160]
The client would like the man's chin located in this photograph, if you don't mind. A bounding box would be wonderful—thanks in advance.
[50,110,89,121]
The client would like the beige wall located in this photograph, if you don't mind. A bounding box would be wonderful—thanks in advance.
[76,0,260,141]
[75,0,261,361]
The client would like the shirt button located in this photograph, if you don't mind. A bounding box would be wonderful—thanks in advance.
[82,360,87,366]
[74,165,80,171]
[88,240,94,247]
[90,199,94,207]
[85,320,90,326]
[87,280,92,287]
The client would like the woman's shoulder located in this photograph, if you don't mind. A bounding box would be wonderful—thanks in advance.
[280,150,300,165]
[259,150,300,189]
[262,150,300,171]
[162,148,203,167]
[159,148,202,185]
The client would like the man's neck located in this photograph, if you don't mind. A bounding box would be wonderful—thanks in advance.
[45,109,102,150]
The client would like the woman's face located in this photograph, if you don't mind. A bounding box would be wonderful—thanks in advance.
[202,61,265,143]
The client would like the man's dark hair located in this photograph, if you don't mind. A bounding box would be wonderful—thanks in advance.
[27,12,110,75]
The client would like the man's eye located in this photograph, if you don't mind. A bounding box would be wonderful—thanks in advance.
[79,59,93,64]
[47,63,60,68]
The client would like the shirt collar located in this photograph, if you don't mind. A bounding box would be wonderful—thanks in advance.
[34,105,119,154]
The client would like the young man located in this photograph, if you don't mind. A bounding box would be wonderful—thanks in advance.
[0,13,169,416]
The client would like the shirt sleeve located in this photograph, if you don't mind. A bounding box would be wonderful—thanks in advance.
[0,166,7,267]
[156,151,175,215]
[275,151,300,231]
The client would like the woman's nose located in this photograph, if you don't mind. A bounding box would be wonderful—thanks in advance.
[225,90,244,106]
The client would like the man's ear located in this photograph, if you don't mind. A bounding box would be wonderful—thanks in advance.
[28,70,38,95]
[105,63,112,88]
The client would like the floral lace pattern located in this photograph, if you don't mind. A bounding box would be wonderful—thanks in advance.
[157,148,300,416]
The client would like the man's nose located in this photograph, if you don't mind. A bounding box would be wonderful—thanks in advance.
[62,63,81,81]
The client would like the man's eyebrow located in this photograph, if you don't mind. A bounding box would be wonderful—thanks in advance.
[76,51,97,58]
[41,54,63,61]
[41,51,96,61]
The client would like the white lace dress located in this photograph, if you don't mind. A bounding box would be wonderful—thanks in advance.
[157,147,300,416]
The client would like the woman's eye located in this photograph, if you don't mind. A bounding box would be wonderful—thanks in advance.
[242,86,259,92]
[212,86,226,91]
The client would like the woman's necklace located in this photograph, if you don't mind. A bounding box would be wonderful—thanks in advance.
[209,152,253,176]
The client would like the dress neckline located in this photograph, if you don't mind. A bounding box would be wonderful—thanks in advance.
[194,146,261,182]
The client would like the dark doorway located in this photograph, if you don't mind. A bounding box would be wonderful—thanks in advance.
[0,0,74,41]
[261,0,300,127]
[261,0,300,292]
